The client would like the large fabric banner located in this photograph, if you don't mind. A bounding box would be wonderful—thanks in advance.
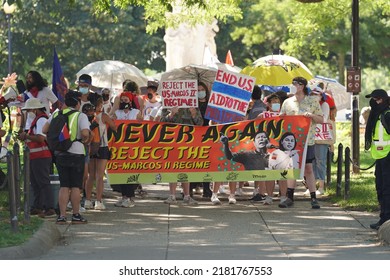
[106,115,311,184]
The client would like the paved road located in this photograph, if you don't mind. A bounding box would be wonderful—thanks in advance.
[21,182,390,260]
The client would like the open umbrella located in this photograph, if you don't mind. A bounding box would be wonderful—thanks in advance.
[76,60,149,89]
[158,64,217,90]
[309,75,350,110]
[241,54,313,86]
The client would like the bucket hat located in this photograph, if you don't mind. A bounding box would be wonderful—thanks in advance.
[21,98,45,110]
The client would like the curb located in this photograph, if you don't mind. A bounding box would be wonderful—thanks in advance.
[0,220,62,260]
[378,220,390,245]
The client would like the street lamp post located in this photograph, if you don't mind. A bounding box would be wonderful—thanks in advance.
[3,1,17,74]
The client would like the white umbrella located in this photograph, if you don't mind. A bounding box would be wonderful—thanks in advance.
[309,75,350,110]
[76,60,149,89]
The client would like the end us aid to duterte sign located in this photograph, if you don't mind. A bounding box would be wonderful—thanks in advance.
[205,69,255,124]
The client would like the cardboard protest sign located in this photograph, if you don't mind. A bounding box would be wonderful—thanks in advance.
[106,115,310,184]
[160,80,198,108]
[205,69,255,123]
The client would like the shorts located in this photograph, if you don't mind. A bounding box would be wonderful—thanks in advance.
[305,145,315,164]
[90,146,111,160]
[55,153,85,188]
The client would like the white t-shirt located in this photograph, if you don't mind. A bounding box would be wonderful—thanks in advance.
[143,99,162,120]
[24,87,58,130]
[115,109,140,120]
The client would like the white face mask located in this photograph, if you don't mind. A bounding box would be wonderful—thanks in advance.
[197,91,206,99]
[289,86,297,94]
[271,103,281,112]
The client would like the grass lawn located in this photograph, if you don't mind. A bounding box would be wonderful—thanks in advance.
[326,122,378,211]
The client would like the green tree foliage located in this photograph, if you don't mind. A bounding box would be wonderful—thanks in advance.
[0,0,165,83]
[92,0,243,33]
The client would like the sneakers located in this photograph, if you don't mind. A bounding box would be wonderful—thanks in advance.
[79,205,86,213]
[262,196,273,205]
[183,196,198,205]
[164,195,177,204]
[94,200,106,210]
[249,193,266,202]
[316,189,324,196]
[235,187,243,196]
[211,194,221,205]
[278,197,294,208]
[228,195,236,204]
[56,216,67,225]
[114,197,123,207]
[84,199,93,209]
[121,198,135,208]
[303,189,310,197]
[218,185,226,194]
[71,213,88,224]
[311,198,321,209]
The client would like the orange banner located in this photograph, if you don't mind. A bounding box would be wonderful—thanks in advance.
[106,116,311,184]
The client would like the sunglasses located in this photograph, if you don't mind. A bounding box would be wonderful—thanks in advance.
[292,81,303,86]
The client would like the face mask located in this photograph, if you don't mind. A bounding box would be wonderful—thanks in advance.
[79,87,89,95]
[147,93,154,100]
[197,91,206,99]
[119,102,130,110]
[271,103,281,112]
[28,111,36,119]
[102,94,110,102]
[289,86,297,95]
[87,115,95,122]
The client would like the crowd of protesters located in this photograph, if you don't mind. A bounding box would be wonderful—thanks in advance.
[3,70,369,226]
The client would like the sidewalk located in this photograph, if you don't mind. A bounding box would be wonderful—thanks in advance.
[1,182,390,260]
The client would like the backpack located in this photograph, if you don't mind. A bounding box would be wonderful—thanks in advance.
[46,110,79,152]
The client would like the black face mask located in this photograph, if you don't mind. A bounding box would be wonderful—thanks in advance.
[119,102,131,110]
[87,115,95,122]
[147,93,153,100]
[102,94,110,101]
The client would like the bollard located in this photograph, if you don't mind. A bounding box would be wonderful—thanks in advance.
[344,147,351,200]
[326,148,332,186]
[13,142,21,214]
[23,145,30,223]
[336,143,343,197]
[7,151,18,233]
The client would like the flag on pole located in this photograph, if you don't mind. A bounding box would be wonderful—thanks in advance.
[52,47,68,108]
[225,50,234,66]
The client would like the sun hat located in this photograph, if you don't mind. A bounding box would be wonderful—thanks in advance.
[21,98,45,110]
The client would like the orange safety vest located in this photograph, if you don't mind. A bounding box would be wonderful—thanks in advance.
[27,113,52,160]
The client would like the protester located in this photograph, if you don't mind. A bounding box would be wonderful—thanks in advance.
[143,81,161,121]
[112,90,143,208]
[85,98,117,210]
[278,76,323,209]
[101,88,112,114]
[364,89,390,230]
[22,71,58,130]
[160,105,203,205]
[43,90,92,224]
[18,98,55,217]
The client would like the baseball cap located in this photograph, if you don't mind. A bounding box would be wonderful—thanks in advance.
[365,89,389,99]
[78,74,92,85]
